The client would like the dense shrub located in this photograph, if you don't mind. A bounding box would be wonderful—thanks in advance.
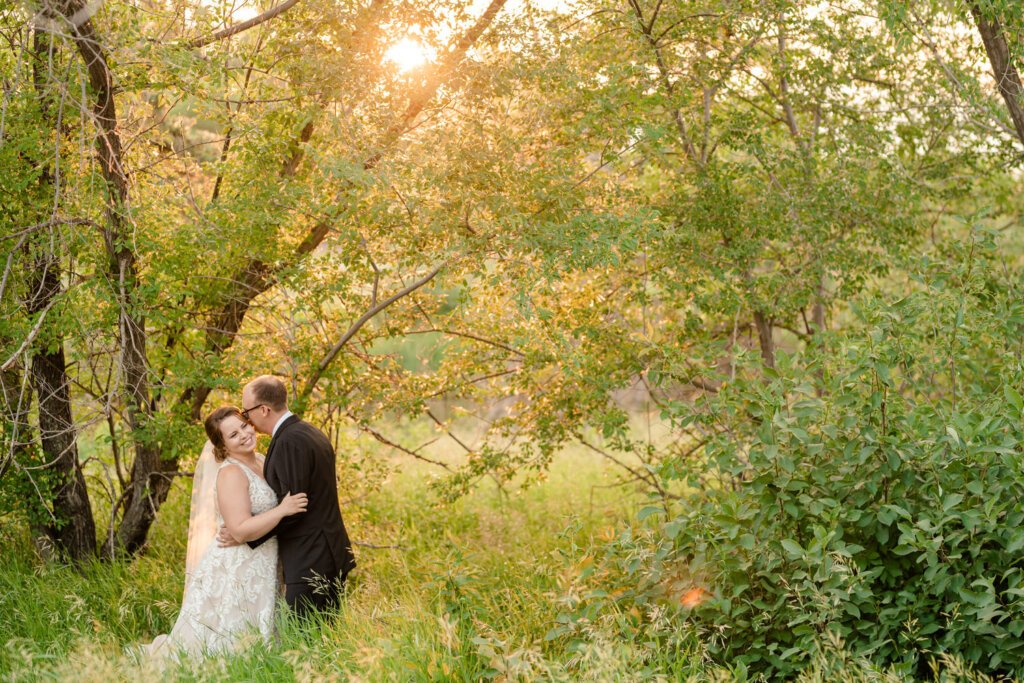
[679,357,1024,677]
[558,231,1024,678]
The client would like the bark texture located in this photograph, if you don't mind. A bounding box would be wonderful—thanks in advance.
[971,4,1024,147]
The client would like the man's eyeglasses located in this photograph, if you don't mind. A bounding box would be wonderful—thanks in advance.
[241,404,265,421]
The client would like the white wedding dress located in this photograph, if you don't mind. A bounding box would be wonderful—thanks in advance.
[147,452,280,661]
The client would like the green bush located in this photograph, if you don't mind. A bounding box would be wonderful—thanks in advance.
[558,230,1024,678]
[679,353,1024,677]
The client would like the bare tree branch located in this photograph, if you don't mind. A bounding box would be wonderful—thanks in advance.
[187,0,301,49]
[349,415,453,471]
[1,217,101,243]
[1,297,58,372]
[301,264,444,400]
[404,328,524,356]
[577,436,679,501]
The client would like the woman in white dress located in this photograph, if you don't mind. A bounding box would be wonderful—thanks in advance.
[147,406,306,661]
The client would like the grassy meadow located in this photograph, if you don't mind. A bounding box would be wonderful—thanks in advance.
[0,417,1006,682]
[1,420,669,682]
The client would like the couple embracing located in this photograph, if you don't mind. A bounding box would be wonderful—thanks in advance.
[147,375,356,660]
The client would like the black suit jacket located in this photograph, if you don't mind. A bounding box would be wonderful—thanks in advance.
[249,415,356,584]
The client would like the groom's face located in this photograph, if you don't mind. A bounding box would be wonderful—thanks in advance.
[241,386,274,435]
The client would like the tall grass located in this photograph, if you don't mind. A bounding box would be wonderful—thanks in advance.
[1,432,1002,681]
[1,441,661,681]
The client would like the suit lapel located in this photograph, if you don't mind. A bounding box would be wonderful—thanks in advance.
[264,434,278,467]
[263,414,299,471]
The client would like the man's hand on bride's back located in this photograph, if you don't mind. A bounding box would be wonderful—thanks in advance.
[216,525,242,547]
[279,491,308,516]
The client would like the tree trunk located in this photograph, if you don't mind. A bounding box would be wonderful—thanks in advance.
[753,310,775,369]
[970,3,1024,147]
[28,299,97,560]
[60,3,163,556]
[0,365,56,560]
[0,367,29,483]
[812,275,826,333]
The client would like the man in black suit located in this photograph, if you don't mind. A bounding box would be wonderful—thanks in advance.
[237,375,356,616]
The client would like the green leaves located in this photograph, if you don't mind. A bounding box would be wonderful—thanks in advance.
[779,538,804,559]
[556,231,1024,677]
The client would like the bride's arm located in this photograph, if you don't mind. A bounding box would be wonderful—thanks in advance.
[217,465,307,543]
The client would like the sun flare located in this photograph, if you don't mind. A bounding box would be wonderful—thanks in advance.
[384,38,433,72]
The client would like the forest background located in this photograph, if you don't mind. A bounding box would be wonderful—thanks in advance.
[3,0,1024,679]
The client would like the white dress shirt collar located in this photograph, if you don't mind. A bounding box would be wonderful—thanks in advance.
[272,411,294,437]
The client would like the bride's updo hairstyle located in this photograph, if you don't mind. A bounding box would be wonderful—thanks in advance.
[204,406,245,462]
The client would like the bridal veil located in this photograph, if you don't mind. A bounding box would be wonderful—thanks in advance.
[184,441,218,595]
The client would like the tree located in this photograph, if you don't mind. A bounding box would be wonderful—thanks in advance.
[1,0,512,558]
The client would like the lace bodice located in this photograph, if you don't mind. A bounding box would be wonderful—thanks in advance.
[215,457,279,519]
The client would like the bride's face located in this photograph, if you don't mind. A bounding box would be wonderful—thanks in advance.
[218,415,257,457]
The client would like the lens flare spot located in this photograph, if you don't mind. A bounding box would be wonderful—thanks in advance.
[681,587,708,608]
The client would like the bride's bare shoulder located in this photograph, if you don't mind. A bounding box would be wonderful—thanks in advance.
[216,462,249,488]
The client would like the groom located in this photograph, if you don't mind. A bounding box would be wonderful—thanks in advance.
[226,375,356,616]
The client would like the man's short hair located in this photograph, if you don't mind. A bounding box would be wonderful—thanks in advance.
[247,375,288,411]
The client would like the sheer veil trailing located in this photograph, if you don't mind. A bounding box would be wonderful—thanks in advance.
[184,441,218,596]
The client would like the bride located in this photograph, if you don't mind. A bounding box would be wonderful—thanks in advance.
[146,406,306,660]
